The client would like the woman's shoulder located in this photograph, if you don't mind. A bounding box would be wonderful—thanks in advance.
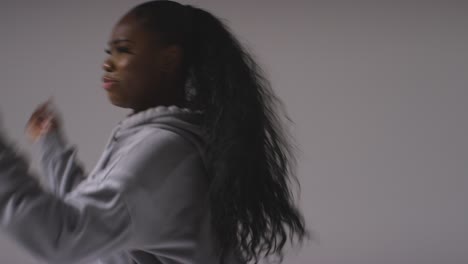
[118,122,203,158]
[126,126,197,153]
[103,126,204,192]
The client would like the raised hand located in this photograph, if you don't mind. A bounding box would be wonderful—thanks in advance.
[26,98,61,143]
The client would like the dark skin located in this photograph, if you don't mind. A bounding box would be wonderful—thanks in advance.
[102,12,186,113]
[26,12,185,142]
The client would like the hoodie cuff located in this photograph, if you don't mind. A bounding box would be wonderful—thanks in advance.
[37,130,68,161]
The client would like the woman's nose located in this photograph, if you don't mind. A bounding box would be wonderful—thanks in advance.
[102,60,114,72]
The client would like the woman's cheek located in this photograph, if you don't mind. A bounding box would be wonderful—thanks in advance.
[117,57,132,71]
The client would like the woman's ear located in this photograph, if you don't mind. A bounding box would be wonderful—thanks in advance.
[159,45,183,73]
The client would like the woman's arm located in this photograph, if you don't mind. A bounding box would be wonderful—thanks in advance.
[0,131,134,264]
[0,126,209,264]
[26,100,87,196]
[37,130,87,197]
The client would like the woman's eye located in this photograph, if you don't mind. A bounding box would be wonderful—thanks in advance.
[104,47,131,55]
[116,47,130,53]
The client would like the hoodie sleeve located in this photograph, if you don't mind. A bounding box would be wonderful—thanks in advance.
[37,130,87,197]
[0,126,209,264]
[0,132,134,264]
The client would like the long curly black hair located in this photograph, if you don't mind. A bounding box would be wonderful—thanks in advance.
[129,1,309,263]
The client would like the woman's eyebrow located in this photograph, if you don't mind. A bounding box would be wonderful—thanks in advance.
[107,39,134,46]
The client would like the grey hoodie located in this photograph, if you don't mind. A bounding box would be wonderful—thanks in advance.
[0,105,240,264]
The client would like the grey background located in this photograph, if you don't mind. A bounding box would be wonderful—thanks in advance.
[1,0,467,263]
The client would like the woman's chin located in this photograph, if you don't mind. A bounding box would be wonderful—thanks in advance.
[107,93,126,108]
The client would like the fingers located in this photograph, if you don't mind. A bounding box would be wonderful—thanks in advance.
[28,104,48,124]
[28,99,56,125]
[26,115,55,143]
[40,117,52,132]
[25,98,60,141]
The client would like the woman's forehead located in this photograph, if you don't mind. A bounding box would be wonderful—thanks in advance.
[109,17,153,45]
[111,15,140,39]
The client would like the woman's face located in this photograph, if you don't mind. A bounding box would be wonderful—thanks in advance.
[102,13,178,111]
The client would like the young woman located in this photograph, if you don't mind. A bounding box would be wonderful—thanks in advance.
[0,1,307,263]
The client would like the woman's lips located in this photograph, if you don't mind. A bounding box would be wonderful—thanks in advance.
[102,77,118,90]
[102,81,117,90]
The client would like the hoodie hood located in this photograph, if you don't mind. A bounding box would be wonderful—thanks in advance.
[113,105,205,155]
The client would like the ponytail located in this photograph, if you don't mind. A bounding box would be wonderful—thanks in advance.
[130,1,309,262]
